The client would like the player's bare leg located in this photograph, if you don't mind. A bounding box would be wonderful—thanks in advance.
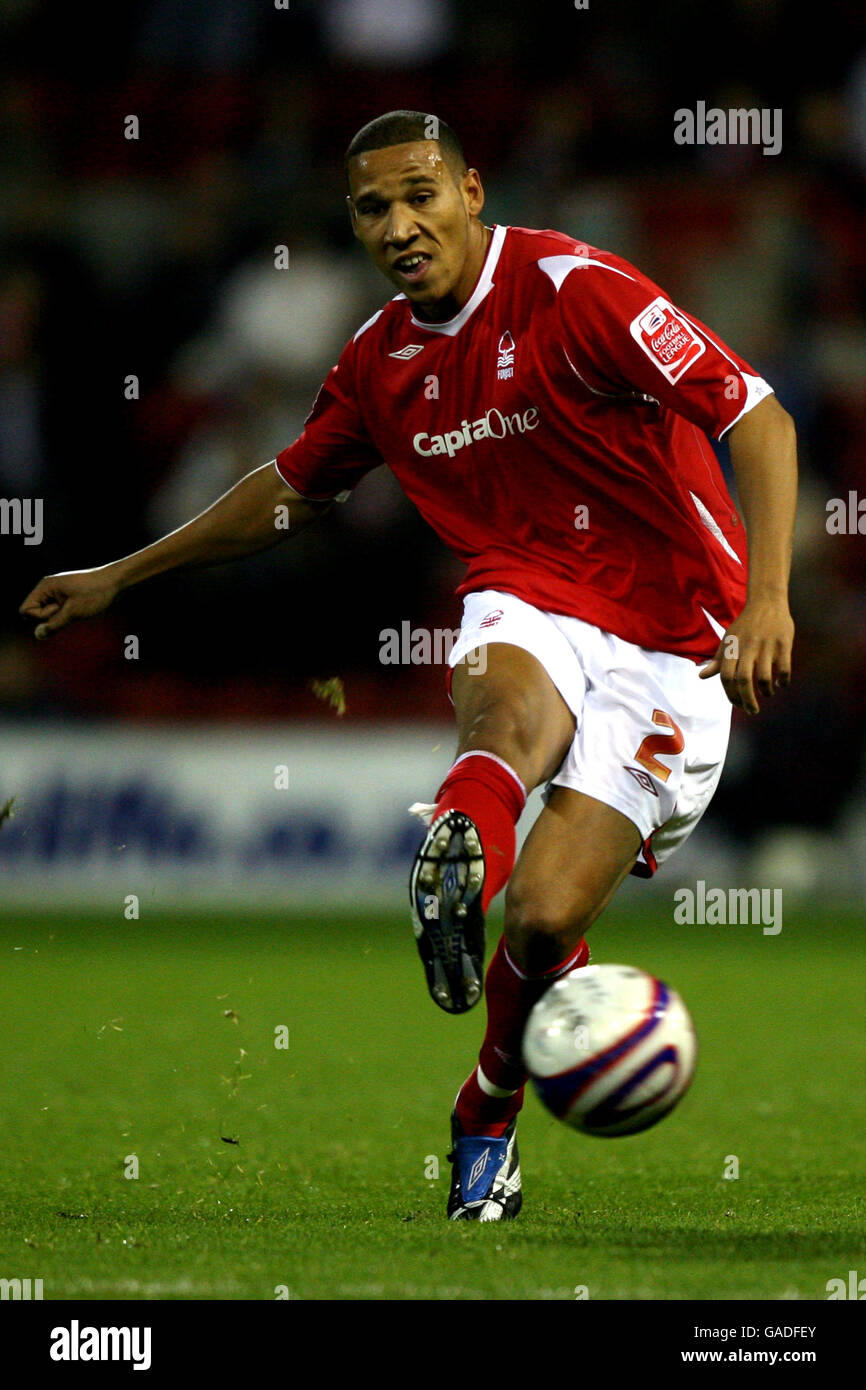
[450,644,577,791]
[419,648,642,1218]
[505,788,641,975]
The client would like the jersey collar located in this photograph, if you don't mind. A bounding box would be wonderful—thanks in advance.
[405,224,507,337]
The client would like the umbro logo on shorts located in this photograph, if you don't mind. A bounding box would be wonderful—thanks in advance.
[623,765,659,796]
[389,343,425,360]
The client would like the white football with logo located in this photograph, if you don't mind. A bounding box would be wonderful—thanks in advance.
[522,963,697,1137]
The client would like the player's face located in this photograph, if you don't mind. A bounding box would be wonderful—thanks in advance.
[347,141,488,323]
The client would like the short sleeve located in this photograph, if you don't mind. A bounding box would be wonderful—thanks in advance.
[551,256,774,440]
[275,341,382,501]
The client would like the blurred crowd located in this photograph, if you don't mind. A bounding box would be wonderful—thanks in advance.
[2,0,866,849]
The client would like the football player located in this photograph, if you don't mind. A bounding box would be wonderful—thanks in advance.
[21,111,797,1221]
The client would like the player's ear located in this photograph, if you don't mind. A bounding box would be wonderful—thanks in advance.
[461,167,485,218]
[346,195,360,238]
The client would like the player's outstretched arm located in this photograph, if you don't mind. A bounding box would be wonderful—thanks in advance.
[19,462,327,640]
[700,394,797,713]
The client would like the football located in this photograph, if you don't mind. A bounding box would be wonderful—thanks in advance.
[522,963,697,1137]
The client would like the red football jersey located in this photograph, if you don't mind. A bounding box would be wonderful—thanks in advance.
[275,225,774,659]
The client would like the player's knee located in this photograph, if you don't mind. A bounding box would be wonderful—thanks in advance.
[503,882,593,975]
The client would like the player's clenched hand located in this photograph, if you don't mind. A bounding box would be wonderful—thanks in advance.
[699,596,794,714]
[19,568,121,640]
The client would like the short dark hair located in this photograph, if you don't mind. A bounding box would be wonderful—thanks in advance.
[345,110,467,183]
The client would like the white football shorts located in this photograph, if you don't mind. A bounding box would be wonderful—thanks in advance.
[447,588,732,876]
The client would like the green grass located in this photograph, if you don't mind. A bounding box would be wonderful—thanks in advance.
[0,905,862,1300]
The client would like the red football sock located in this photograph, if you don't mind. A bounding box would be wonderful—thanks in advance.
[433,751,526,912]
[455,935,591,1137]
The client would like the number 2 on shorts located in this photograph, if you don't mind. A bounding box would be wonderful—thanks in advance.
[634,709,684,784]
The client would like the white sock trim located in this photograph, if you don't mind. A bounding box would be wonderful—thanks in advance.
[503,941,587,982]
[450,750,527,803]
[503,944,530,980]
[477,1064,521,1099]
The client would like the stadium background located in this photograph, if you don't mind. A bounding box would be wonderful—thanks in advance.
[3,0,866,904]
[1,0,865,1307]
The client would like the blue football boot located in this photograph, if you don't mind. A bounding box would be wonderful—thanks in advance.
[446,1110,522,1221]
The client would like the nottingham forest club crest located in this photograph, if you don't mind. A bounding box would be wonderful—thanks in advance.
[497,331,515,380]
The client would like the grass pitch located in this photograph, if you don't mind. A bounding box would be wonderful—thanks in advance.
[0,904,862,1301]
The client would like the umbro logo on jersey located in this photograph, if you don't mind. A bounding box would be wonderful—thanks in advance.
[497,330,515,380]
[389,343,425,360]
